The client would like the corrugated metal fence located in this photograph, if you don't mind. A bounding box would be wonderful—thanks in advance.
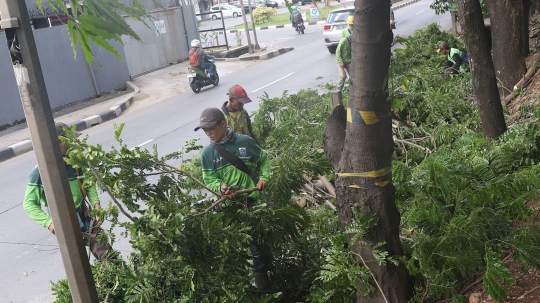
[0,5,199,127]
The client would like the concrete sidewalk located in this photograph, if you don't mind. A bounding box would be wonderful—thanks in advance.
[0,82,139,162]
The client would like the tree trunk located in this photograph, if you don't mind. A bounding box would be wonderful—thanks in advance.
[456,0,507,138]
[523,0,532,57]
[323,0,413,302]
[487,0,526,96]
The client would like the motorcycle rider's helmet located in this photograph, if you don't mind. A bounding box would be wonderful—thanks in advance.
[347,15,354,25]
[191,39,201,48]
[291,6,297,11]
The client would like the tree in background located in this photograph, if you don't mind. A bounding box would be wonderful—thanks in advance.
[323,0,413,301]
[486,0,527,96]
[456,0,507,138]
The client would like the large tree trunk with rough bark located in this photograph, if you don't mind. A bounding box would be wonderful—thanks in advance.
[523,0,532,57]
[456,0,507,138]
[487,0,526,96]
[322,0,413,302]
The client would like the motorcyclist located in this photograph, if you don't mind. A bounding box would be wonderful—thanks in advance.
[290,6,303,30]
[189,39,215,78]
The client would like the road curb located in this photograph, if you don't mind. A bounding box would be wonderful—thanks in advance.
[228,20,325,33]
[214,47,294,62]
[0,81,140,163]
[391,0,420,10]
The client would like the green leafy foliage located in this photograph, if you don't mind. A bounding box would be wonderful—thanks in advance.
[252,90,333,203]
[52,125,313,302]
[39,0,150,64]
[253,6,276,24]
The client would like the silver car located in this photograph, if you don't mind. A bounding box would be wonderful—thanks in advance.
[323,7,396,54]
[323,7,354,54]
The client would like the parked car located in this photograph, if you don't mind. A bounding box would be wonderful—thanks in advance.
[257,0,278,8]
[322,7,354,54]
[230,2,257,13]
[209,4,243,19]
[296,0,315,5]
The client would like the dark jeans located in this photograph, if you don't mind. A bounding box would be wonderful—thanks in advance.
[250,242,270,273]
[199,62,214,76]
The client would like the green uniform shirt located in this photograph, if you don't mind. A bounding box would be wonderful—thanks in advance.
[342,28,351,38]
[221,102,256,139]
[201,133,269,201]
[448,48,468,73]
[336,37,352,64]
[23,164,100,229]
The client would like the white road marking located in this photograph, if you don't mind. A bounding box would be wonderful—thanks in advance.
[396,21,403,25]
[130,139,154,150]
[416,10,425,15]
[252,72,296,93]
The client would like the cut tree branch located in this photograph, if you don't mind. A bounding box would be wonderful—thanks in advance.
[192,187,259,216]
[87,162,136,223]
[504,53,540,106]
[162,163,221,197]
[394,138,431,153]
[318,175,336,197]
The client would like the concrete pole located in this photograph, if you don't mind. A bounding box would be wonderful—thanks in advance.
[451,12,458,35]
[0,1,99,302]
[247,0,260,50]
[239,0,253,53]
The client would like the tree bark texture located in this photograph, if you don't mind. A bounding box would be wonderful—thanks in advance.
[457,0,507,138]
[523,0,532,57]
[487,0,526,96]
[323,0,413,302]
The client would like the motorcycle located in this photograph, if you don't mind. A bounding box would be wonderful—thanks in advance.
[187,61,219,93]
[295,21,305,34]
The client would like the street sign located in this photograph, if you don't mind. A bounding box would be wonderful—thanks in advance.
[301,11,307,21]
[309,5,320,19]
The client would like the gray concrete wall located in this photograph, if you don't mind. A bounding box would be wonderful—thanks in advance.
[34,26,98,109]
[0,26,130,126]
[91,40,131,94]
[122,6,197,76]
[0,34,25,126]
[0,5,195,126]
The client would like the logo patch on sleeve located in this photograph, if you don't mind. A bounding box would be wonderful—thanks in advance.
[239,147,247,157]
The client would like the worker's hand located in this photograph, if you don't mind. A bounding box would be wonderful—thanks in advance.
[445,71,452,75]
[221,185,237,200]
[48,222,55,234]
[93,203,103,227]
[339,62,344,67]
[256,180,267,191]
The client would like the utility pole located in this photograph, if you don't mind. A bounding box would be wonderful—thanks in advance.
[0,1,99,302]
[247,0,260,50]
[239,0,253,53]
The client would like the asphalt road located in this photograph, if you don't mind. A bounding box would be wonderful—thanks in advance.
[0,1,449,301]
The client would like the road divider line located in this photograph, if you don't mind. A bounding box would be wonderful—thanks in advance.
[130,139,154,150]
[416,10,425,15]
[252,72,296,93]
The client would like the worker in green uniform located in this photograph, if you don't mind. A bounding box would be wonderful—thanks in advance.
[437,42,469,74]
[195,107,271,292]
[23,122,111,260]
[336,15,353,90]
[221,84,257,141]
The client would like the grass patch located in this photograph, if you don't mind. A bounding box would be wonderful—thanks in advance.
[229,4,339,29]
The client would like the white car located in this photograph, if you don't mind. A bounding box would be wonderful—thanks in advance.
[209,4,243,20]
